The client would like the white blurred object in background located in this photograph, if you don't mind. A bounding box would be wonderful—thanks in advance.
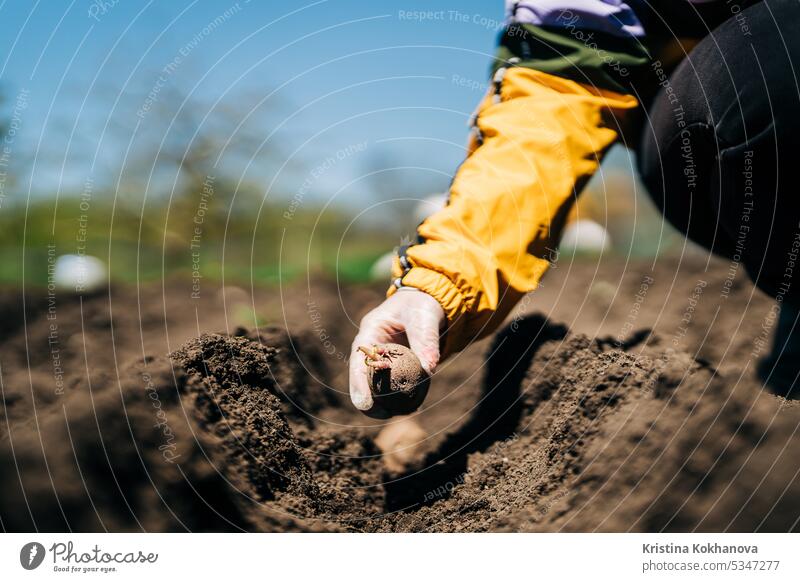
[369,194,450,282]
[413,193,448,225]
[558,219,612,255]
[53,254,107,293]
[369,194,447,281]
[370,251,396,281]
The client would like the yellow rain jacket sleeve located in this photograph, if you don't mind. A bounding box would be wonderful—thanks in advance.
[388,67,638,357]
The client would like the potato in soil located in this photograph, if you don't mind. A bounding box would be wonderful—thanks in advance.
[359,343,430,416]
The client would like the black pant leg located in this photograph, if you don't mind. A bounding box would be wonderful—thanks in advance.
[638,0,800,302]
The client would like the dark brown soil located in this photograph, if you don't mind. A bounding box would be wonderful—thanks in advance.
[1,255,799,532]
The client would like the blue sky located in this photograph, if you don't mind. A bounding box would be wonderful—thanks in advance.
[0,0,509,205]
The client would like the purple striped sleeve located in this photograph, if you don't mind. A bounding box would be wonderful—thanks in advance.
[505,0,646,37]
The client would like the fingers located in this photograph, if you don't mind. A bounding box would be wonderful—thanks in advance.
[404,308,441,374]
[401,291,444,374]
[348,352,373,411]
[348,313,390,411]
[349,289,445,415]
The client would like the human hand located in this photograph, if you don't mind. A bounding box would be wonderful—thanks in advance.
[349,288,445,418]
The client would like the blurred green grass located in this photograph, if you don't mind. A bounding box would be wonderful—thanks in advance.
[0,186,398,287]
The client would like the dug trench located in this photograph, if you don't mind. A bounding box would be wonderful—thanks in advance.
[2,282,800,531]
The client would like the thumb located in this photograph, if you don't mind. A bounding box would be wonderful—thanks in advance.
[404,307,442,374]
